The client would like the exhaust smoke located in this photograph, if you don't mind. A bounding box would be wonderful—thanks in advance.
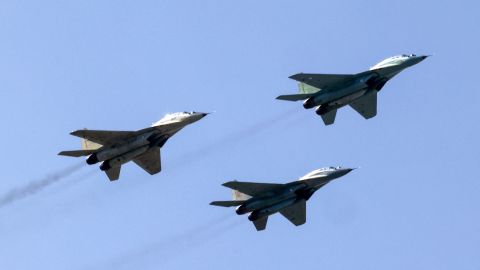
[0,162,85,208]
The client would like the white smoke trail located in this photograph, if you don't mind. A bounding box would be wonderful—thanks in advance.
[100,214,243,270]
[169,107,302,170]
[0,162,85,208]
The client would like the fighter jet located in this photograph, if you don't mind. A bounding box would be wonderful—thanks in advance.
[59,111,208,181]
[210,166,354,231]
[277,54,429,125]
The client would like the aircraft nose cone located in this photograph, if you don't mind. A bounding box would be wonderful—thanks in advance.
[339,167,356,176]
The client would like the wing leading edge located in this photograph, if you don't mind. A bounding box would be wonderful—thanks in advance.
[70,130,136,145]
[289,73,354,90]
[222,181,284,197]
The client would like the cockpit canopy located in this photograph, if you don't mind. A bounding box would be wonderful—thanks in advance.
[315,166,341,172]
[299,166,341,180]
[152,111,197,126]
[370,54,416,70]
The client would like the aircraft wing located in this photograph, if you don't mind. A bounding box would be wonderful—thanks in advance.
[252,216,268,231]
[289,73,354,90]
[279,199,306,226]
[222,181,284,197]
[70,130,136,145]
[349,91,377,119]
[133,147,161,175]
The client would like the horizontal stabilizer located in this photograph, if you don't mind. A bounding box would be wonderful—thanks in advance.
[320,109,337,125]
[58,149,97,157]
[276,93,315,101]
[279,199,306,226]
[105,166,121,181]
[349,91,377,119]
[133,147,161,175]
[210,200,246,207]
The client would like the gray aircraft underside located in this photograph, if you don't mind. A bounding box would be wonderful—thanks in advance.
[277,54,428,125]
[59,111,208,181]
[210,167,355,231]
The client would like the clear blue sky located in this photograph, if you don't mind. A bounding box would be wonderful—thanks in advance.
[0,1,479,269]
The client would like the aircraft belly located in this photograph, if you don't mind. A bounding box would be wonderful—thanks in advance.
[329,89,367,106]
[248,197,298,220]
[101,145,150,169]
[96,134,152,161]
[241,193,297,213]
[314,81,367,107]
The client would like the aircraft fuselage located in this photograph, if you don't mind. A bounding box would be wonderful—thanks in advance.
[235,167,353,221]
[85,120,193,171]
[301,55,428,115]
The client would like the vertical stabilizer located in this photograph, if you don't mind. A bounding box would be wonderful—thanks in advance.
[232,190,251,201]
[298,82,321,94]
[81,129,103,150]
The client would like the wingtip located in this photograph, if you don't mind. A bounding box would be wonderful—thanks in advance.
[221,181,232,187]
[288,73,303,80]
[221,180,238,188]
[70,130,82,136]
[70,128,89,136]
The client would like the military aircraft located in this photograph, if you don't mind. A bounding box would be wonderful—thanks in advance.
[59,111,208,181]
[210,166,354,231]
[277,54,429,125]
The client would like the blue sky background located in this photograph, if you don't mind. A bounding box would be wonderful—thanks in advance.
[0,1,479,269]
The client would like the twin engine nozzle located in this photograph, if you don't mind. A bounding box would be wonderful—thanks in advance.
[86,154,99,165]
[303,97,316,109]
[86,153,111,171]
